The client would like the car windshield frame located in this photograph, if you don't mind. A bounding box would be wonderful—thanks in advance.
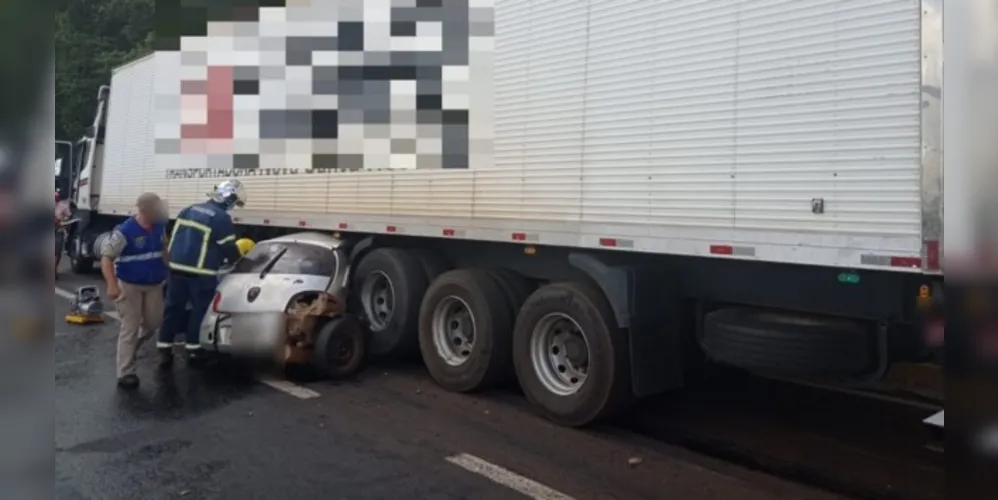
[232,241,338,277]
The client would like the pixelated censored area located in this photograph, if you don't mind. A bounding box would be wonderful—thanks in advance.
[155,0,493,174]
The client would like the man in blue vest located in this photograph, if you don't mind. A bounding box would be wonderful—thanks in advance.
[159,179,246,368]
[100,192,169,389]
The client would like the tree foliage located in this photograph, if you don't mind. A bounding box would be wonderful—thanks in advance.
[55,0,155,141]
[0,0,52,140]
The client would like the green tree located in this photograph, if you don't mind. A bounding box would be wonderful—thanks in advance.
[54,0,154,141]
[0,0,52,142]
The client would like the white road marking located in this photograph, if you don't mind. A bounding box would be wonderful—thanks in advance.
[54,286,120,321]
[445,453,575,500]
[55,286,319,399]
[258,376,321,399]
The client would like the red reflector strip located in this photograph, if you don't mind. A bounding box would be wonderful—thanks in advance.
[263,219,271,224]
[386,225,397,233]
[512,232,526,241]
[297,220,307,227]
[924,240,940,270]
[890,256,922,268]
[338,222,349,230]
[710,245,733,255]
[442,228,455,237]
[709,244,755,257]
[597,237,634,248]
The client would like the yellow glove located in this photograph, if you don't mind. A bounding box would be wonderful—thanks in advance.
[235,238,256,256]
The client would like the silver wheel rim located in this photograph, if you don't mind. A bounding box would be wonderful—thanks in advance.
[360,271,395,331]
[530,312,590,396]
[431,295,476,367]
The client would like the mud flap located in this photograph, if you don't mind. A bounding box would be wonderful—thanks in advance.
[568,252,683,397]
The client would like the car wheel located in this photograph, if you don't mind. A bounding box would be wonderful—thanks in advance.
[352,248,428,358]
[312,316,367,379]
[512,282,632,427]
[418,269,513,392]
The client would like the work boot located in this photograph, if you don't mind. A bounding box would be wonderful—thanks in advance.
[186,349,207,369]
[157,348,174,369]
[117,374,139,389]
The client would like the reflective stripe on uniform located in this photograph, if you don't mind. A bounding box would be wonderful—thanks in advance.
[185,343,201,350]
[169,218,213,270]
[156,341,173,349]
[168,262,218,276]
[216,234,236,245]
[116,251,163,263]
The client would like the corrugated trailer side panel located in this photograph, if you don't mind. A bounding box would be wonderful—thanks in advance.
[99,0,931,272]
[101,54,157,208]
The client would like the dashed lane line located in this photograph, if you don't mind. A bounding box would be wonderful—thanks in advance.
[258,375,321,399]
[54,286,318,400]
[445,453,576,500]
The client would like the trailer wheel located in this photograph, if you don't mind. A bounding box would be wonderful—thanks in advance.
[410,248,451,283]
[487,268,533,316]
[512,282,631,427]
[352,248,428,358]
[418,269,513,392]
[312,316,367,379]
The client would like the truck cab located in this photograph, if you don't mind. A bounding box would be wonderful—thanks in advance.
[61,85,112,272]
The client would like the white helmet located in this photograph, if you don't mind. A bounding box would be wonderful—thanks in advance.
[209,179,247,209]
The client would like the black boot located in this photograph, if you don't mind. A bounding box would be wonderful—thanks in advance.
[157,348,174,369]
[117,374,139,389]
[186,348,207,369]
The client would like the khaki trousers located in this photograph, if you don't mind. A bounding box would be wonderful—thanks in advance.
[115,281,165,378]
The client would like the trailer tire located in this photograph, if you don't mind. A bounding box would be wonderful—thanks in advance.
[410,248,451,283]
[487,269,533,316]
[352,248,428,359]
[313,316,367,379]
[512,282,631,427]
[701,308,875,379]
[418,269,513,392]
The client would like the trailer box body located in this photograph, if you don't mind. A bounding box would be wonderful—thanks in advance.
[96,0,942,273]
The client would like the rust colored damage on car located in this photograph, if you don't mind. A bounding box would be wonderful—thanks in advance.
[278,291,347,366]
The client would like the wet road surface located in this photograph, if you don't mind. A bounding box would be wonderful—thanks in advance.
[55,268,843,500]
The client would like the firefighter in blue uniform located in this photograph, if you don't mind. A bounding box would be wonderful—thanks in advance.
[158,180,247,367]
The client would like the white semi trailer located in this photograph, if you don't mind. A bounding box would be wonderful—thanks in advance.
[59,0,950,428]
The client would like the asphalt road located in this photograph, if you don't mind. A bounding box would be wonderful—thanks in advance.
[54,266,843,500]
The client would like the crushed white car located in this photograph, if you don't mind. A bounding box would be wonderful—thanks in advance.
[199,232,365,378]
